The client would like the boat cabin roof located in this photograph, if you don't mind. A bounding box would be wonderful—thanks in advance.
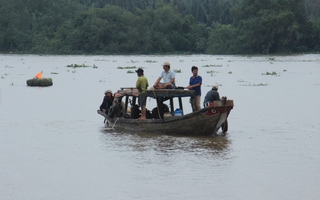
[118,88,196,98]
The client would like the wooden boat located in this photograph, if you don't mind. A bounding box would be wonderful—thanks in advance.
[97,87,234,136]
[26,78,53,87]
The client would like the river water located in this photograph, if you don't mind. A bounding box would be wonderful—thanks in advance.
[1,54,319,200]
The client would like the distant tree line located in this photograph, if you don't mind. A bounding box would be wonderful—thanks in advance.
[0,0,319,54]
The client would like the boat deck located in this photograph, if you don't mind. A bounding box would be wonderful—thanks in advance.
[118,88,196,98]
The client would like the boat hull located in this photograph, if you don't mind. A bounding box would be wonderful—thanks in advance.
[98,100,233,136]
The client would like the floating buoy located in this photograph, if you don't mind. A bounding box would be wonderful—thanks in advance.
[26,78,53,87]
[35,71,43,79]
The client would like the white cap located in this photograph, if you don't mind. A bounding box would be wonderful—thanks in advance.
[212,84,219,90]
[162,62,170,66]
[105,90,112,94]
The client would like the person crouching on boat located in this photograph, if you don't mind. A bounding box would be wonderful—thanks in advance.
[99,90,114,115]
[136,68,149,120]
[203,84,220,107]
[153,62,176,89]
[186,66,202,112]
[108,92,125,118]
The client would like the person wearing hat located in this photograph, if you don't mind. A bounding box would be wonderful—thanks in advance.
[203,84,220,107]
[99,89,114,114]
[153,62,176,89]
[186,66,202,112]
[135,68,149,120]
[108,92,125,118]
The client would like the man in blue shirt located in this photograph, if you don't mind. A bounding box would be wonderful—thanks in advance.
[186,66,202,111]
[153,62,176,89]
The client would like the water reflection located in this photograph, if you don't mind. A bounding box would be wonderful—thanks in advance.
[99,129,231,157]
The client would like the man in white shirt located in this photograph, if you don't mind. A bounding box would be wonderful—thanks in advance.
[153,62,176,89]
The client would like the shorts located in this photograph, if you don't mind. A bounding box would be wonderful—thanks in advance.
[160,82,176,89]
[168,83,176,89]
[138,93,147,107]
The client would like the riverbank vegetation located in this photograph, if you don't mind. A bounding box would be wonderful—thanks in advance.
[1,0,319,54]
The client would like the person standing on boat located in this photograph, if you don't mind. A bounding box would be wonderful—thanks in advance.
[99,90,114,114]
[203,84,220,107]
[186,66,202,111]
[153,62,176,89]
[136,68,149,120]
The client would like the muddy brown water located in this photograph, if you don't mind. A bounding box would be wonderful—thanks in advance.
[1,54,319,200]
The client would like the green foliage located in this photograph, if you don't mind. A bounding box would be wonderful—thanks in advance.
[0,0,83,52]
[0,0,319,54]
[307,17,320,51]
[231,0,313,54]
[206,23,238,54]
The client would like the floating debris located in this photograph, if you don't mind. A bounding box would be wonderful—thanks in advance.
[240,83,268,86]
[145,60,157,63]
[262,71,277,76]
[117,66,137,69]
[66,64,97,68]
[202,64,223,67]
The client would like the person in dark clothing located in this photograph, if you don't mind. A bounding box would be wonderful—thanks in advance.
[99,90,114,114]
[108,92,125,118]
[203,84,220,107]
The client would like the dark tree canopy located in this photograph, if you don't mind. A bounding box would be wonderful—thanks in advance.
[0,0,319,54]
